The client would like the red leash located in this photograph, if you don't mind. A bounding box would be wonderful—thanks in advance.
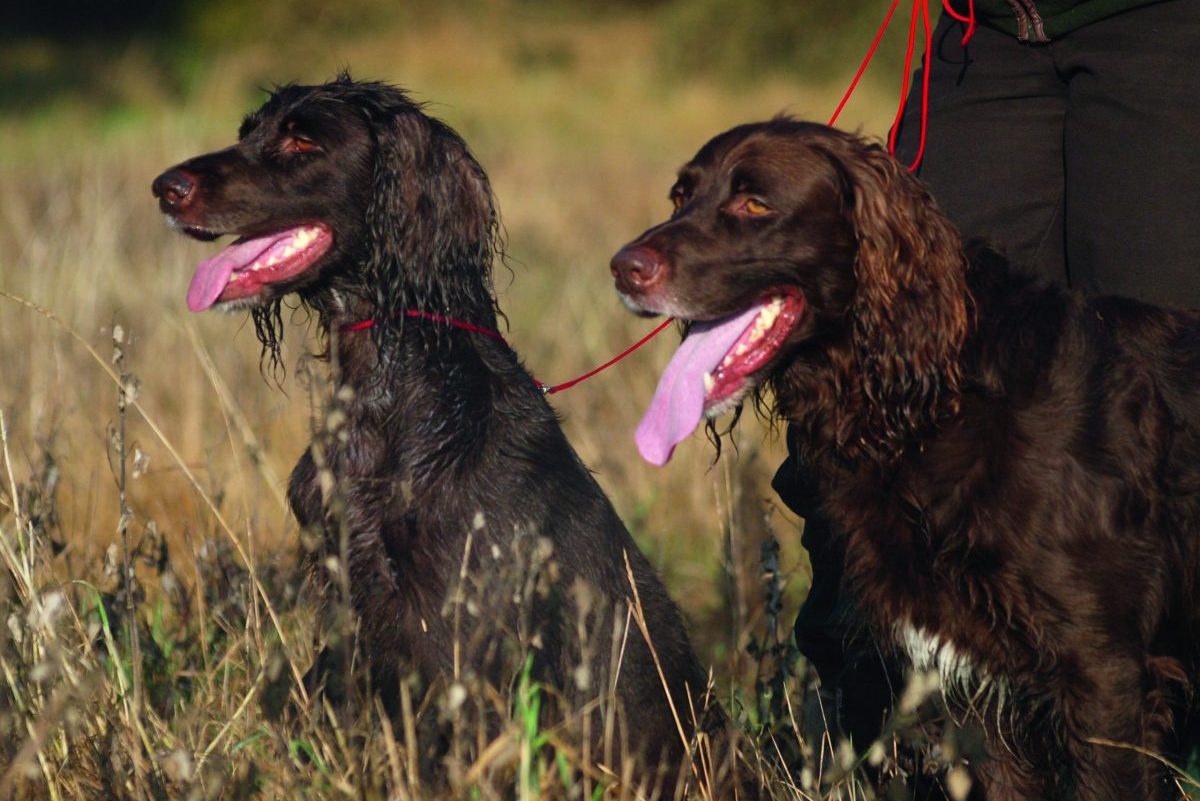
[341,6,977,391]
[828,0,904,128]
[339,310,673,395]
[341,310,507,341]
[538,317,674,395]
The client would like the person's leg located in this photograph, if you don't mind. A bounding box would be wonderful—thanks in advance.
[1059,0,1200,306]
[893,14,1070,284]
[774,430,897,748]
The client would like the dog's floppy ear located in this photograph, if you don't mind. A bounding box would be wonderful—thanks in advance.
[819,134,970,460]
[365,109,499,332]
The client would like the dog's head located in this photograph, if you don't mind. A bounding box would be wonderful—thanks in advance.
[611,119,969,464]
[153,73,497,325]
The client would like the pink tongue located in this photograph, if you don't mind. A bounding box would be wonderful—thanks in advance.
[635,304,766,466]
[186,232,291,312]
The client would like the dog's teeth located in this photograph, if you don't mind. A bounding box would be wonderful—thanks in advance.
[749,328,764,343]
[703,373,715,393]
[267,254,280,266]
[281,245,296,258]
[735,344,749,356]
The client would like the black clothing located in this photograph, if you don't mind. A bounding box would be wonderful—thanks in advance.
[896,0,1200,306]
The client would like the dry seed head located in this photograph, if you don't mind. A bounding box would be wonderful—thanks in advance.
[837,739,856,771]
[30,660,55,684]
[318,468,335,500]
[104,543,120,579]
[132,446,149,478]
[573,663,591,691]
[899,670,941,714]
[946,766,972,800]
[446,682,467,711]
[28,590,66,631]
[161,750,196,783]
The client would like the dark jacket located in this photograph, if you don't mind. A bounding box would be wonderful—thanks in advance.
[948,0,1166,40]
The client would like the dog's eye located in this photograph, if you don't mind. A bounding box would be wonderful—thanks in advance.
[670,190,686,212]
[732,196,772,217]
[282,135,320,155]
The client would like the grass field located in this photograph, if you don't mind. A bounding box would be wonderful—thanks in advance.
[3,6,1195,800]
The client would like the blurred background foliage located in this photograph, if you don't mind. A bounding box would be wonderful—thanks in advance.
[1,0,905,116]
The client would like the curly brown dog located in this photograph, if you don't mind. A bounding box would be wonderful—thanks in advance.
[612,118,1200,800]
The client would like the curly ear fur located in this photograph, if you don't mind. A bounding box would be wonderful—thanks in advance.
[365,106,501,353]
[819,134,970,461]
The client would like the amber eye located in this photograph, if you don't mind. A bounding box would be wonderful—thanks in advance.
[670,191,685,212]
[283,134,319,154]
[741,197,771,216]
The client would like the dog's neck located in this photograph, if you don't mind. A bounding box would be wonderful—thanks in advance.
[305,286,516,479]
[328,283,498,372]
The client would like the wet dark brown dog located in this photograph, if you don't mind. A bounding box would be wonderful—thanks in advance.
[152,74,723,786]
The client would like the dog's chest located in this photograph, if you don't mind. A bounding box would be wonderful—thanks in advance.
[894,621,992,697]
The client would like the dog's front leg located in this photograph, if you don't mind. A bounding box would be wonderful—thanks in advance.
[1061,655,1171,801]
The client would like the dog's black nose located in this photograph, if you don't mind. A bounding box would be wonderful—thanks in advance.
[152,169,196,210]
[611,244,667,293]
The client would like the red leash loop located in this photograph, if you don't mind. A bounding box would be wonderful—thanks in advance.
[339,310,672,395]
[834,0,976,173]
[942,0,978,46]
[886,0,935,172]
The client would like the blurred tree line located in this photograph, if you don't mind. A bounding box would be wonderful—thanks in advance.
[1,0,898,112]
[657,0,895,82]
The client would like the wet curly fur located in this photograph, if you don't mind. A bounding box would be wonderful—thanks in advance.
[154,75,725,785]
[613,119,1200,799]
